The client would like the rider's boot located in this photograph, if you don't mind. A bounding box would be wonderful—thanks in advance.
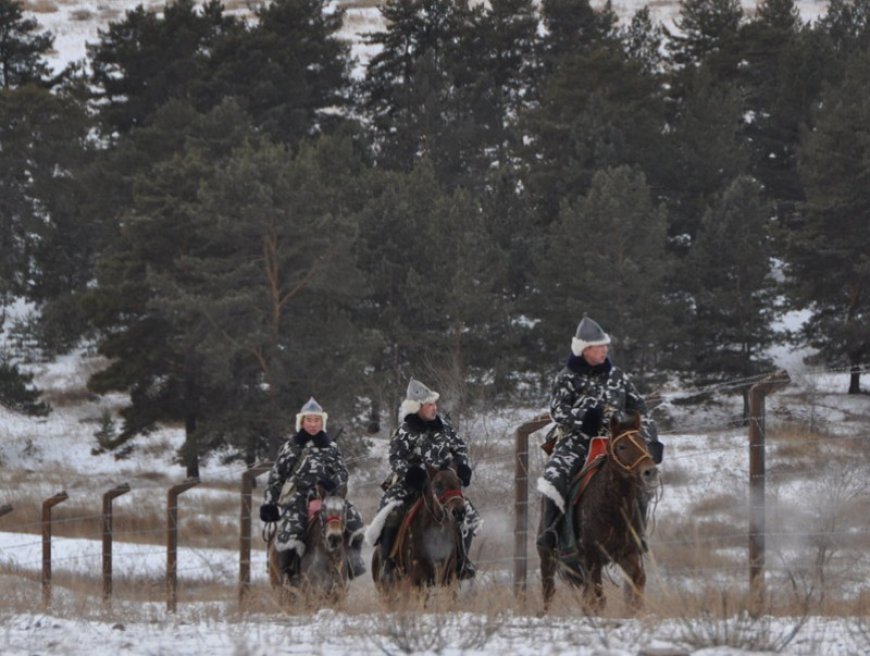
[379,524,400,583]
[457,531,476,580]
[348,536,367,578]
[536,497,562,549]
[278,547,301,586]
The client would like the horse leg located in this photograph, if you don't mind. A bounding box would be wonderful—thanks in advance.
[620,551,646,612]
[584,562,606,613]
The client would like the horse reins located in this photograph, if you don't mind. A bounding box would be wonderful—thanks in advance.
[608,429,654,473]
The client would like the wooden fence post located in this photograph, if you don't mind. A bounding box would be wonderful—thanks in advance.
[514,415,550,599]
[748,370,790,616]
[42,491,69,607]
[239,462,272,606]
[102,483,131,604]
[166,478,200,613]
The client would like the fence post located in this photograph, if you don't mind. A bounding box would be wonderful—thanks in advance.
[239,462,272,606]
[514,415,551,599]
[102,483,131,604]
[748,370,790,616]
[0,503,12,517]
[166,478,200,613]
[42,491,69,607]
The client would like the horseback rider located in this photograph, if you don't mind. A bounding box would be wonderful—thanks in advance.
[365,378,481,581]
[260,397,366,583]
[537,315,663,549]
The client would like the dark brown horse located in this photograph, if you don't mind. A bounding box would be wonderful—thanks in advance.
[538,413,660,611]
[267,489,349,604]
[371,465,466,595]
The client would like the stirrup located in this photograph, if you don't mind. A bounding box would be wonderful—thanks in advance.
[536,527,559,549]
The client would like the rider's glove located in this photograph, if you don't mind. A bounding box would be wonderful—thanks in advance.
[259,503,280,523]
[456,462,472,487]
[580,404,604,437]
[318,479,338,494]
[404,465,428,492]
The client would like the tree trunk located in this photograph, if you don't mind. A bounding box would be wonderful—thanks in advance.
[848,363,861,394]
[184,411,200,479]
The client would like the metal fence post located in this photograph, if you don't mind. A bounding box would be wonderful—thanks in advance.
[102,483,131,604]
[514,415,550,599]
[748,370,790,616]
[239,462,272,606]
[42,491,69,607]
[166,478,200,613]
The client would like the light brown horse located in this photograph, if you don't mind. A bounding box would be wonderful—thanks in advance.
[538,413,660,612]
[371,465,466,595]
[267,490,349,604]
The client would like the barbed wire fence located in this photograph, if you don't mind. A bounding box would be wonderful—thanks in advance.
[0,366,867,612]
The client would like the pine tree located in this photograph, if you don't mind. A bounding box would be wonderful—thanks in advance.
[361,0,481,183]
[85,100,259,476]
[665,0,744,76]
[790,50,870,393]
[200,0,353,145]
[685,175,778,415]
[522,46,667,226]
[0,85,93,344]
[88,0,237,134]
[530,165,673,381]
[180,135,372,458]
[0,0,53,88]
[658,70,750,242]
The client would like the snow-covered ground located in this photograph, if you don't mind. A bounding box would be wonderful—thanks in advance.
[2,311,869,653]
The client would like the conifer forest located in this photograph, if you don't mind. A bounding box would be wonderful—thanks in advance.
[1,0,868,472]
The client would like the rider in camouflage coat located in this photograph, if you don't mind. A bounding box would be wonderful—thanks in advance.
[365,379,481,580]
[537,316,663,549]
[260,398,366,580]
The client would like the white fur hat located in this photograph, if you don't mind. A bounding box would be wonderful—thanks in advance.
[571,315,611,356]
[295,397,328,432]
[399,378,439,420]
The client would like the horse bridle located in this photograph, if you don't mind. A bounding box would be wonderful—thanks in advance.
[608,428,654,473]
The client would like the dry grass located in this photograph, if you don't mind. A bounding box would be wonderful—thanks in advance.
[23,0,58,13]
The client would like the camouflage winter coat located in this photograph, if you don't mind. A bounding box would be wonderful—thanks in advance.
[264,430,348,506]
[389,413,470,481]
[550,355,657,446]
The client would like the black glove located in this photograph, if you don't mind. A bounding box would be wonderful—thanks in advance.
[580,404,604,437]
[318,479,337,494]
[648,440,664,464]
[260,503,280,523]
[404,465,428,492]
[456,462,472,487]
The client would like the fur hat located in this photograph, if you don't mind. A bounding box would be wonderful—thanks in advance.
[571,315,611,356]
[295,397,328,432]
[399,378,439,420]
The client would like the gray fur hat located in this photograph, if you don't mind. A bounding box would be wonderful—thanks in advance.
[571,315,611,356]
[399,378,439,420]
[295,397,328,431]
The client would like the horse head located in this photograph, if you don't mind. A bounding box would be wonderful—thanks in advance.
[312,482,346,555]
[607,413,660,492]
[427,464,465,524]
